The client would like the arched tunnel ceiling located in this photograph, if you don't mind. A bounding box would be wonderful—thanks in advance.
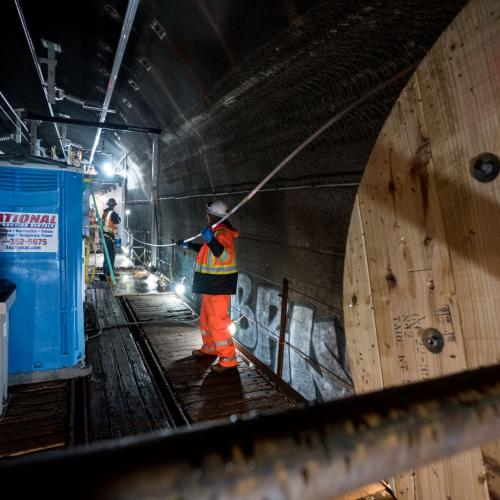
[0,1,467,171]
[0,0,316,166]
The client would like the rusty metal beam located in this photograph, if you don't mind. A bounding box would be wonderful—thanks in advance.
[3,364,500,498]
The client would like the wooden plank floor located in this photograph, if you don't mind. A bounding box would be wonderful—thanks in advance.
[85,281,172,441]
[0,381,70,458]
[126,294,298,423]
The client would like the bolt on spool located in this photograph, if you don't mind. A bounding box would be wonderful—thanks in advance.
[422,328,444,354]
[472,153,500,183]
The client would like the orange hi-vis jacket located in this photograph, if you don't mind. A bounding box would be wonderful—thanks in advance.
[192,222,239,295]
[103,208,118,236]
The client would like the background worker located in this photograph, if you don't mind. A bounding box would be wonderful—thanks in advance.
[177,200,239,374]
[102,198,121,279]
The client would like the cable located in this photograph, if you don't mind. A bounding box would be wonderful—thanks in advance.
[124,181,360,204]
[124,228,173,248]
[0,91,29,132]
[229,304,353,390]
[129,63,417,248]
[85,316,201,341]
[0,102,29,142]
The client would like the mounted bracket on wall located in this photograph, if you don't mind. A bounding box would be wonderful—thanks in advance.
[29,119,39,156]
[14,108,25,144]
[39,39,61,105]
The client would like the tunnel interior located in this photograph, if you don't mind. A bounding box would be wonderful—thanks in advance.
[3,1,500,498]
[0,0,468,402]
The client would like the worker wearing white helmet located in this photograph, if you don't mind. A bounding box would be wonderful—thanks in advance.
[177,199,239,373]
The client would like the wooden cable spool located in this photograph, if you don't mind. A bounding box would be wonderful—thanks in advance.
[343,0,500,497]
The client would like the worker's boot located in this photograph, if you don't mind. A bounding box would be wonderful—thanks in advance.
[210,363,238,374]
[192,349,217,359]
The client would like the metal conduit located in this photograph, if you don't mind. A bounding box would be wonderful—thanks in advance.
[2,363,500,499]
[89,0,140,165]
[14,0,67,160]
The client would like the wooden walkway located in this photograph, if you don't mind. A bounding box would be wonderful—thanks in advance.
[126,294,299,423]
[85,281,171,441]
[0,381,70,458]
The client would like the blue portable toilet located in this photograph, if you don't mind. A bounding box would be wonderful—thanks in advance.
[0,155,85,382]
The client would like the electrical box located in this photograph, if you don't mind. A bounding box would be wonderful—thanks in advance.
[0,279,15,415]
[0,156,84,380]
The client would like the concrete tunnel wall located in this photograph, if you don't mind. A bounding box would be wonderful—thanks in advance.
[126,0,468,401]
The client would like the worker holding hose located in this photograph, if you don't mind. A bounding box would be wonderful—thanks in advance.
[177,200,239,373]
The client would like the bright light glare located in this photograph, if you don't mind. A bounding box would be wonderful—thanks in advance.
[146,275,157,289]
[175,283,186,295]
[125,209,131,216]
[102,162,113,177]
[122,245,129,254]
[228,322,237,336]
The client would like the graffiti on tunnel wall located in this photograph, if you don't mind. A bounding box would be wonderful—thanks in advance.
[231,273,353,401]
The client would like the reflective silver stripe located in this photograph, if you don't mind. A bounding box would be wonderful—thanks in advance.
[218,248,230,263]
[220,355,237,362]
[194,263,238,274]
[214,338,233,347]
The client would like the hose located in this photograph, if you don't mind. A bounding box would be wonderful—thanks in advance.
[85,316,201,341]
[91,192,117,284]
[127,63,417,248]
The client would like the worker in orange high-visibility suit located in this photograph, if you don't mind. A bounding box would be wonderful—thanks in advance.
[177,200,239,373]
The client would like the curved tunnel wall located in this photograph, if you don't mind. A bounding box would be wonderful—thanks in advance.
[127,0,468,401]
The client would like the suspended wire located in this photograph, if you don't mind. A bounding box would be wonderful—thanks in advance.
[127,179,359,204]
[0,91,29,132]
[132,63,417,248]
[124,228,173,248]
[229,303,353,390]
[0,102,29,142]
[159,181,359,201]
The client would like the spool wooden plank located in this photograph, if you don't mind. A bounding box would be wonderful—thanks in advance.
[344,0,500,497]
[343,198,383,393]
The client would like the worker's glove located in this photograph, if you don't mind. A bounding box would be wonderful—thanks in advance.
[201,226,214,243]
[177,239,189,249]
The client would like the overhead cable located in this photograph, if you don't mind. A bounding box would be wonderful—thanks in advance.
[131,62,418,248]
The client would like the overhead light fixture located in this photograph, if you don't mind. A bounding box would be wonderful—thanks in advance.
[125,209,131,216]
[102,162,113,177]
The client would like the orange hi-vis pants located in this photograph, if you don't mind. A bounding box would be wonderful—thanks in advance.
[199,294,237,367]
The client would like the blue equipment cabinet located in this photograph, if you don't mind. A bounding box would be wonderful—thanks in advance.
[0,156,84,378]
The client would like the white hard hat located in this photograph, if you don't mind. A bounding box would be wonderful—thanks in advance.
[206,199,229,217]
